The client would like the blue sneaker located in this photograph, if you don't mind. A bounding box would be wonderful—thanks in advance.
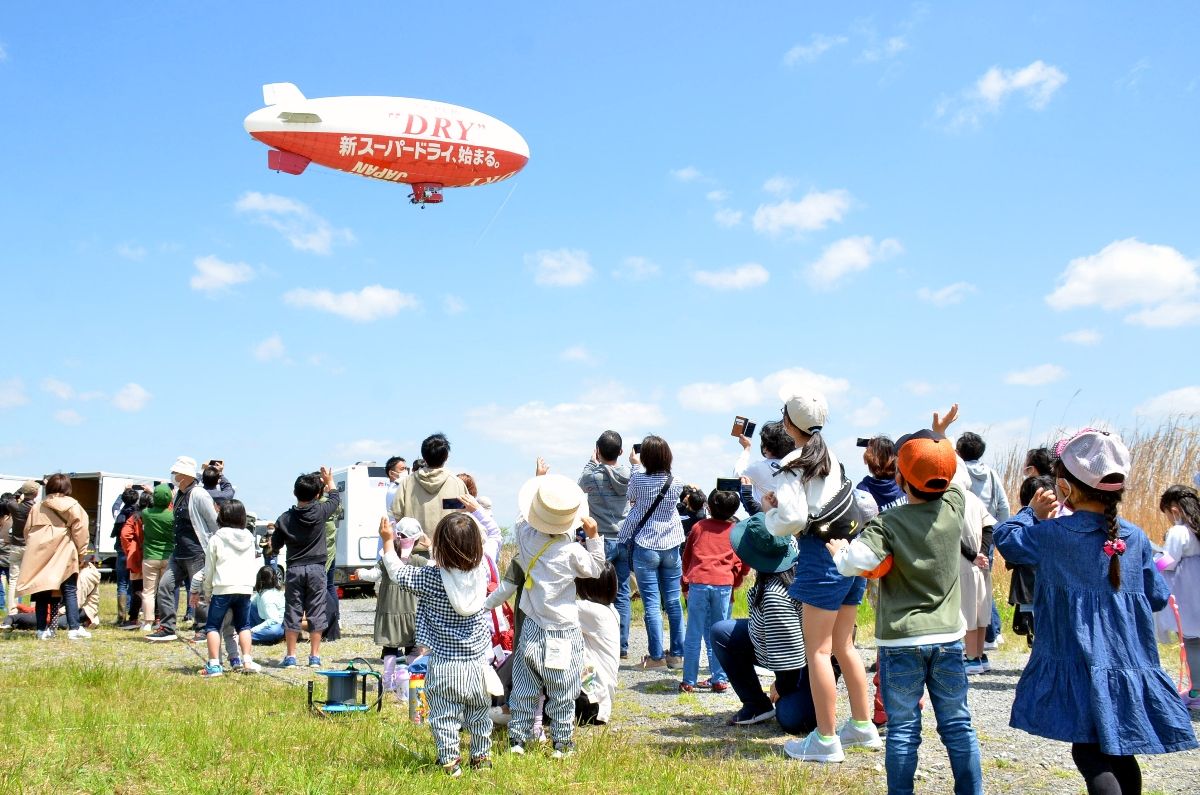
[280,655,298,668]
[308,655,322,668]
[201,662,224,678]
[229,657,243,670]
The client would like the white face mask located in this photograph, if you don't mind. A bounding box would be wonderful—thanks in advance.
[1055,478,1073,507]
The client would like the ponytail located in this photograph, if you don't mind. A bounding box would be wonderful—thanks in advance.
[782,432,831,485]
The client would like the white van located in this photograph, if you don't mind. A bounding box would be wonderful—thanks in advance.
[330,463,391,595]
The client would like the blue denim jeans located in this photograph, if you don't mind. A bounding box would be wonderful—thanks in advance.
[683,583,730,685]
[879,640,982,795]
[631,543,684,660]
[205,593,252,634]
[604,538,631,656]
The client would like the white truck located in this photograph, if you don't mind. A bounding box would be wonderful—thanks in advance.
[330,462,392,595]
[64,472,162,566]
[0,474,39,497]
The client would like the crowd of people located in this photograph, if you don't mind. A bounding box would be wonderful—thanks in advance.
[1,395,1198,793]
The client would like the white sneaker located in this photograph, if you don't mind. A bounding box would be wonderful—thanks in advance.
[784,732,845,763]
[242,659,262,673]
[837,720,884,750]
[68,628,92,640]
[37,629,54,641]
[140,623,153,632]
[964,658,986,675]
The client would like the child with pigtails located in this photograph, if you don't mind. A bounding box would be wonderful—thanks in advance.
[994,429,1197,795]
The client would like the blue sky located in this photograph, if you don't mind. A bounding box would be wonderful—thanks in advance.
[1,2,1197,522]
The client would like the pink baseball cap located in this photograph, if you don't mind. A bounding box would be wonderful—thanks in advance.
[1054,428,1130,492]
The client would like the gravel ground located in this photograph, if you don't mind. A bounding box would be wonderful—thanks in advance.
[328,596,1200,794]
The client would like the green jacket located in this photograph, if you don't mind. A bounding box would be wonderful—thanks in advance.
[141,484,176,561]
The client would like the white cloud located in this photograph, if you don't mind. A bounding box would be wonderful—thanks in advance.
[42,378,74,400]
[904,381,934,396]
[443,294,467,315]
[691,263,770,291]
[0,378,28,409]
[1004,364,1067,387]
[283,285,419,322]
[54,409,84,426]
[1135,386,1200,417]
[116,243,147,261]
[1060,329,1102,346]
[713,208,744,228]
[669,166,702,182]
[527,248,594,287]
[955,417,1032,462]
[783,34,848,66]
[333,438,398,462]
[234,191,354,255]
[253,334,286,362]
[862,36,908,62]
[113,383,151,412]
[613,256,660,281]
[559,345,595,365]
[937,60,1068,130]
[1047,239,1198,310]
[1046,239,1200,327]
[917,282,976,306]
[752,189,852,236]
[806,236,902,290]
[678,367,851,414]
[762,175,796,196]
[467,393,665,460]
[705,190,728,203]
[190,255,254,293]
[1126,302,1200,328]
[849,397,888,428]
[1116,58,1151,92]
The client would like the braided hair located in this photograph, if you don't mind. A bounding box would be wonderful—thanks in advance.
[1055,460,1125,590]
[1160,485,1200,544]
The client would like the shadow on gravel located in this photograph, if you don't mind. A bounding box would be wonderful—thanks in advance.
[967,681,1021,693]
[626,677,684,695]
[650,737,786,760]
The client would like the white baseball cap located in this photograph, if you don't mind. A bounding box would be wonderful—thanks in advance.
[1055,429,1130,492]
[779,387,828,435]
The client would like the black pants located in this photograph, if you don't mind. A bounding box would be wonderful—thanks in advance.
[127,579,143,625]
[1071,743,1141,795]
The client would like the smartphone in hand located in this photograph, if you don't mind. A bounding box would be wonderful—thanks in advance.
[732,416,756,438]
[716,477,741,493]
[442,497,465,510]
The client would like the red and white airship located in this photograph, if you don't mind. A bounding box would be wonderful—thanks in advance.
[243,83,530,205]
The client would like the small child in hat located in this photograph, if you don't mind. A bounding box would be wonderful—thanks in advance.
[995,428,1197,793]
[485,464,606,758]
[827,404,983,793]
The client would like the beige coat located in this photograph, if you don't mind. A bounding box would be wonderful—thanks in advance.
[77,564,101,625]
[16,495,89,597]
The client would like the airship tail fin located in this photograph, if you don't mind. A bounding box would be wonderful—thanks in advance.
[262,82,305,106]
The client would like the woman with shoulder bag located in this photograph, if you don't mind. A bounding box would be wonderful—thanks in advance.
[16,473,90,640]
[617,435,686,670]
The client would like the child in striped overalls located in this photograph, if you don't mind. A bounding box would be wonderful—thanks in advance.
[378,512,497,776]
[486,472,606,758]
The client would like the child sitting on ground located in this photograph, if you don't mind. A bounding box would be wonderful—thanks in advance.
[680,487,750,692]
[485,470,606,758]
[249,565,285,646]
[377,513,496,776]
[828,406,983,793]
[200,500,262,676]
[575,563,620,725]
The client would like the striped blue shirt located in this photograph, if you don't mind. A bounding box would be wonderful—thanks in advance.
[617,469,685,551]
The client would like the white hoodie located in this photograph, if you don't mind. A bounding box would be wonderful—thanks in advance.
[439,563,489,616]
[202,526,259,597]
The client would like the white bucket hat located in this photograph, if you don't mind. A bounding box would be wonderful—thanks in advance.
[169,456,197,477]
[518,474,589,535]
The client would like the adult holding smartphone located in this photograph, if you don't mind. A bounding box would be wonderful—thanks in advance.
[616,435,686,670]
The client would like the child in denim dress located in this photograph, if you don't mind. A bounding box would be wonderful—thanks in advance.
[995,429,1197,794]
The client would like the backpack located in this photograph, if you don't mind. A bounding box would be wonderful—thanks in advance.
[485,556,514,652]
